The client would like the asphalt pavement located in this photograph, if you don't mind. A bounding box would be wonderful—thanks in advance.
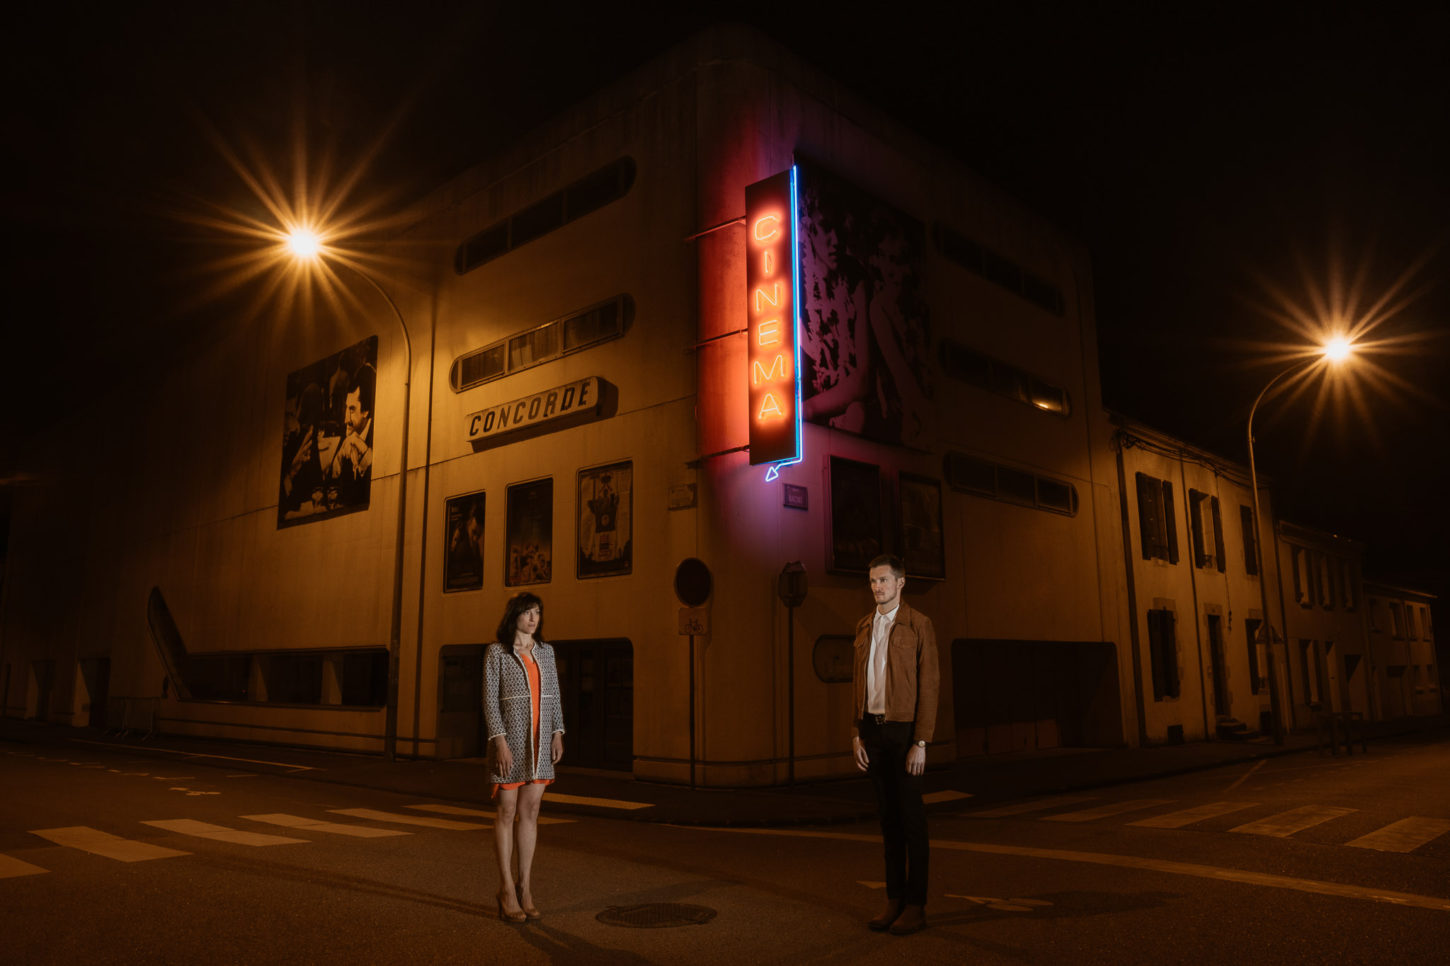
[4,714,1446,827]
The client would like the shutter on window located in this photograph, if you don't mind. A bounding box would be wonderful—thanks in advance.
[1212,497,1226,572]
[1162,481,1179,564]
[1136,473,1161,560]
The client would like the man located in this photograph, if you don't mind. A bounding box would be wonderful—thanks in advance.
[852,553,939,935]
[328,363,374,505]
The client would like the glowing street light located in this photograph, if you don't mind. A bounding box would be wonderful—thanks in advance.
[286,225,412,762]
[1246,337,1354,744]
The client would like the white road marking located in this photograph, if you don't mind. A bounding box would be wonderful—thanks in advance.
[405,804,573,825]
[0,854,50,878]
[923,790,973,804]
[143,819,307,846]
[1345,817,1450,853]
[243,814,411,838]
[71,739,316,773]
[699,827,1450,913]
[1044,799,1176,823]
[858,880,886,890]
[1230,805,1356,837]
[1224,759,1266,792]
[1128,801,1259,829]
[32,826,190,861]
[544,792,653,811]
[328,808,488,830]
[965,795,1099,818]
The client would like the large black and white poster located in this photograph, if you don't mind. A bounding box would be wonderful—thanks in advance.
[278,335,378,527]
[577,461,632,578]
[798,165,932,448]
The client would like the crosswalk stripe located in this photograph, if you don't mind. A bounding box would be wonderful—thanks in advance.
[544,792,653,811]
[1345,817,1450,853]
[242,814,411,838]
[966,795,1099,818]
[405,804,573,826]
[0,854,50,878]
[923,790,973,805]
[1128,802,1260,829]
[32,826,190,862]
[143,819,307,846]
[1045,799,1176,823]
[328,808,488,830]
[1230,805,1356,837]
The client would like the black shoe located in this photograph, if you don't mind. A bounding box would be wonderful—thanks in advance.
[868,898,905,931]
[888,905,927,935]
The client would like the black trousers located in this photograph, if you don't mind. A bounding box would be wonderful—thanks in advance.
[860,716,928,905]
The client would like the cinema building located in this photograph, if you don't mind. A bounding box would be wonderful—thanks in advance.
[16,27,1432,783]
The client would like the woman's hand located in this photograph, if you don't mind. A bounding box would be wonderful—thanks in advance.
[494,736,513,778]
[551,732,564,765]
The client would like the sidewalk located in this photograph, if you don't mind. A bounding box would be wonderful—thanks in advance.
[4,715,1446,827]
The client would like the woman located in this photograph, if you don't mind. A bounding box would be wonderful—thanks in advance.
[483,592,565,923]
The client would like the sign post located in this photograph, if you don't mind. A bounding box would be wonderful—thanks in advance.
[777,562,808,785]
[674,558,713,788]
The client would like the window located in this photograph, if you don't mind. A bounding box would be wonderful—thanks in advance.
[1299,640,1322,706]
[1245,618,1264,694]
[1136,473,1179,563]
[944,452,1079,516]
[1189,490,1225,571]
[450,295,633,392]
[1147,608,1180,700]
[1406,606,1418,641]
[455,157,637,274]
[1317,554,1335,608]
[939,339,1071,416]
[1391,603,1405,639]
[1292,548,1312,607]
[1339,560,1356,610]
[933,223,1065,315]
[1239,505,1259,576]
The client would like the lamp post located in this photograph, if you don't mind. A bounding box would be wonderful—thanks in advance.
[1245,337,1352,745]
[288,230,411,761]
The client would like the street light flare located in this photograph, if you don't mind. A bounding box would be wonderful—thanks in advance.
[287,227,324,260]
[1323,336,1352,361]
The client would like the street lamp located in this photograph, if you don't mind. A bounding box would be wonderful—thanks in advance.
[1246,339,1354,744]
[287,228,411,761]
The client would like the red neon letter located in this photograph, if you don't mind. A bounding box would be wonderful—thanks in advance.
[753,214,780,244]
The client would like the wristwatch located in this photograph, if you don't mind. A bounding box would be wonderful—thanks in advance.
[915,740,926,748]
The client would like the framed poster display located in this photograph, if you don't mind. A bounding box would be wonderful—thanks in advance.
[898,473,945,580]
[505,478,553,586]
[577,461,632,578]
[443,490,486,592]
[827,456,883,574]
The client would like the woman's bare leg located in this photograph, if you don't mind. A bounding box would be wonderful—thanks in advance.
[493,787,524,913]
[515,782,547,909]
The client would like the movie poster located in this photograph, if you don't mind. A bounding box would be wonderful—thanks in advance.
[797,164,932,449]
[577,461,632,578]
[277,335,378,527]
[505,478,553,586]
[443,491,487,592]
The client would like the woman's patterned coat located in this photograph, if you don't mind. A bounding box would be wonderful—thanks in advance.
[483,641,566,784]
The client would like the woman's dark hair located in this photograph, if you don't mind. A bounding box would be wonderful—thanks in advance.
[496,592,545,644]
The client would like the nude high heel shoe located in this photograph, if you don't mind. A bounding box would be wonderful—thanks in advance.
[517,883,541,920]
[497,889,527,924]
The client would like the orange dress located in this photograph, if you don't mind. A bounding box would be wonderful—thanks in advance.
[492,648,554,797]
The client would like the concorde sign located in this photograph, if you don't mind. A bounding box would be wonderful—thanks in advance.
[466,376,602,442]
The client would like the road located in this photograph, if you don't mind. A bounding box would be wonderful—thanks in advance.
[3,732,1449,964]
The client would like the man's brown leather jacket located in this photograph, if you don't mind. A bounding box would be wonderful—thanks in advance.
[852,601,939,745]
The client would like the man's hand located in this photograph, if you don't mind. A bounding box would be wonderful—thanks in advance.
[852,735,870,772]
[905,743,925,776]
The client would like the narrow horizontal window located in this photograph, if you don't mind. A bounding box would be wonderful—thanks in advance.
[933,222,1065,317]
[451,295,634,392]
[939,338,1071,417]
[944,451,1078,517]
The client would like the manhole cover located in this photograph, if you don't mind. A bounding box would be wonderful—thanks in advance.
[596,903,717,928]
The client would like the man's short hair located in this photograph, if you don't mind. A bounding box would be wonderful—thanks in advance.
[349,364,376,415]
[868,554,905,578]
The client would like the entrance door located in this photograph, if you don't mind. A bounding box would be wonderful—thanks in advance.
[553,639,633,771]
[1207,614,1230,717]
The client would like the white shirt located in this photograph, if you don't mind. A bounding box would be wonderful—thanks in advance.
[866,604,898,715]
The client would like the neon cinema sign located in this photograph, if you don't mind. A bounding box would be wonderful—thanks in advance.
[745,167,802,480]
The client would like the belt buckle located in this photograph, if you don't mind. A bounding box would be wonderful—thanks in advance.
[870,712,886,725]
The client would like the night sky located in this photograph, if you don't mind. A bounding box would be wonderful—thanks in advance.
[6,3,1447,603]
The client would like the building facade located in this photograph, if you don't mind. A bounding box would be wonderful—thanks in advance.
[0,27,1436,782]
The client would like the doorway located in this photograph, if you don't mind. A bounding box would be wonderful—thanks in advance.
[1207,614,1230,717]
[553,639,633,771]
